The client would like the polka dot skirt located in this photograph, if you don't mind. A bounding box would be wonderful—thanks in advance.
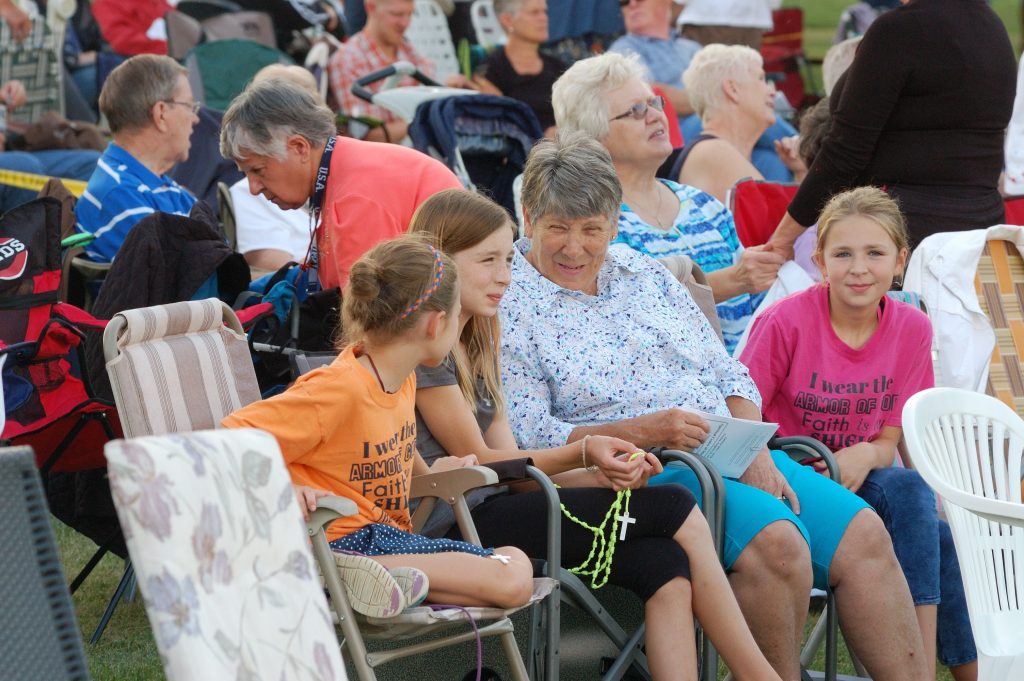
[329,523,493,557]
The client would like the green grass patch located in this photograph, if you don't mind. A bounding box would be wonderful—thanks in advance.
[784,0,1020,61]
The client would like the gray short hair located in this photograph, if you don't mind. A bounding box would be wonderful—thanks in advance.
[220,78,336,161]
[98,54,187,135]
[683,43,762,120]
[492,0,524,18]
[521,132,621,225]
[552,52,649,140]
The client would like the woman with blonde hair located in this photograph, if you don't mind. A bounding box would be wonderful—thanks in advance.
[741,186,977,680]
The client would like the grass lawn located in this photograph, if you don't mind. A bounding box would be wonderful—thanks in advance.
[786,0,1021,63]
[60,518,957,681]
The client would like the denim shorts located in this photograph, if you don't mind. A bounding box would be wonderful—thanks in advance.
[856,467,977,667]
[650,450,869,590]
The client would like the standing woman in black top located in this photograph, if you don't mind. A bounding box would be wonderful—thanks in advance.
[472,0,567,136]
[768,0,1016,250]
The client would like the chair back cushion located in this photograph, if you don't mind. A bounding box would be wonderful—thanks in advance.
[105,429,346,681]
[727,178,799,248]
[105,299,260,437]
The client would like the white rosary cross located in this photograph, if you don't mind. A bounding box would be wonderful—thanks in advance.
[616,511,636,541]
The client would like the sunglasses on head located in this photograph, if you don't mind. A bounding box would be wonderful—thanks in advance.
[609,95,665,122]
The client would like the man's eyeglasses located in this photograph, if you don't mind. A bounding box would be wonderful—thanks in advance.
[164,100,201,115]
[618,0,646,7]
[609,95,664,122]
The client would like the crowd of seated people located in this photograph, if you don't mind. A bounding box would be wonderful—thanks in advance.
[8,2,1024,680]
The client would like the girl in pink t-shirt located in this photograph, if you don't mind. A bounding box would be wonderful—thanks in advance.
[740,187,977,678]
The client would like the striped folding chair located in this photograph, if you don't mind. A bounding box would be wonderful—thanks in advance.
[102,298,261,438]
[90,299,261,637]
[974,239,1024,415]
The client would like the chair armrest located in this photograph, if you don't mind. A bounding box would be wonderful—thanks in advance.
[771,435,841,484]
[411,465,499,502]
[652,448,726,557]
[306,495,359,536]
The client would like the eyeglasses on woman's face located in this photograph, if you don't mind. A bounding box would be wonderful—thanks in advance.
[608,95,664,122]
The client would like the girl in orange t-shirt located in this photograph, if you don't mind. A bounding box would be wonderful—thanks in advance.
[224,237,533,614]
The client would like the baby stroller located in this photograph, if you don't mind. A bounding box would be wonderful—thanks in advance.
[351,61,544,217]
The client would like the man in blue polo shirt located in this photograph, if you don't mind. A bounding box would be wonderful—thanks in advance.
[75,54,198,263]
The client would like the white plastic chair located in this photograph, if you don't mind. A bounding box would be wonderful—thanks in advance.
[470,0,506,47]
[407,0,460,82]
[903,387,1024,680]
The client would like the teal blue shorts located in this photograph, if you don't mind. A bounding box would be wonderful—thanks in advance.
[649,450,870,590]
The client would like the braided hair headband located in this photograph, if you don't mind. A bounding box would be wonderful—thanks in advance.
[400,246,445,319]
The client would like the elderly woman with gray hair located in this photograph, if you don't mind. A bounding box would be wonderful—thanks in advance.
[219,77,460,289]
[674,43,806,205]
[551,51,783,353]
[501,132,931,681]
[471,0,566,135]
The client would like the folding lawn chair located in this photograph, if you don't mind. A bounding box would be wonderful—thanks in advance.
[104,429,348,681]
[94,299,260,639]
[0,197,126,642]
[0,14,65,123]
[184,39,293,112]
[760,8,821,111]
[0,445,91,681]
[974,238,1024,415]
[726,177,800,249]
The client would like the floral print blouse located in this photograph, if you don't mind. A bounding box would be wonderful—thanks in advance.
[499,239,760,449]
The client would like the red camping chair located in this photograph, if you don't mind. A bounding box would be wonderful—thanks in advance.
[761,8,821,111]
[1004,196,1024,226]
[727,177,799,248]
[0,197,126,642]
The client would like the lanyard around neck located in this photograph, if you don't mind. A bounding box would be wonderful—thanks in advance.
[303,136,337,280]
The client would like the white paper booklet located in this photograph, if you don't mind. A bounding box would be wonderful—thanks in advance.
[691,412,778,478]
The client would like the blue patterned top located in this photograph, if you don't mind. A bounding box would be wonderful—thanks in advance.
[614,180,754,353]
[499,239,760,449]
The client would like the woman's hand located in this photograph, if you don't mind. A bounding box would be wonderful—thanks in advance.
[294,484,332,521]
[470,75,502,96]
[1,79,27,110]
[429,454,480,472]
[774,135,807,182]
[0,1,31,44]
[739,448,800,513]
[586,436,662,491]
[733,243,785,294]
[831,442,880,493]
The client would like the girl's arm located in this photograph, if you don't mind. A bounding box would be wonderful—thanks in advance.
[828,426,903,493]
[418,383,646,488]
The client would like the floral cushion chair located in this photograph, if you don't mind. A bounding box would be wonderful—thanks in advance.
[105,428,349,681]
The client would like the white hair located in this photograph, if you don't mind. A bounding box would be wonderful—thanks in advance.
[552,52,650,140]
[683,43,763,121]
[823,36,861,96]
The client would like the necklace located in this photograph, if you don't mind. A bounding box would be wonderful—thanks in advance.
[363,352,393,394]
[645,182,668,231]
